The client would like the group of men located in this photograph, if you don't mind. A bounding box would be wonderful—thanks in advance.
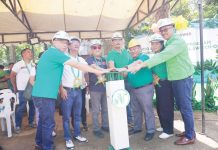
[7,17,195,150]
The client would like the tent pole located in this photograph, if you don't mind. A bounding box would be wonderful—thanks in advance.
[198,0,205,134]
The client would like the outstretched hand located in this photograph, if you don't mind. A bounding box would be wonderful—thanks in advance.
[127,60,144,73]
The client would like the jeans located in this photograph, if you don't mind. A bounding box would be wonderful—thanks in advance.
[61,88,82,140]
[172,76,195,139]
[15,91,35,128]
[155,80,174,134]
[90,91,108,131]
[71,88,87,128]
[33,97,55,150]
[124,80,134,124]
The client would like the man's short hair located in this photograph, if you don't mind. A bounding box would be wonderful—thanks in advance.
[20,48,31,57]
[8,62,14,66]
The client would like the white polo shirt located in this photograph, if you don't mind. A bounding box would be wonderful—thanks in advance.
[62,55,87,88]
[12,60,35,90]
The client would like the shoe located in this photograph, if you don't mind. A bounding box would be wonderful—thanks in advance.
[52,131,57,137]
[174,137,195,145]
[156,127,163,132]
[29,123,36,128]
[93,130,104,138]
[144,133,155,141]
[175,132,185,137]
[82,126,88,131]
[66,140,74,149]
[128,123,134,128]
[14,127,21,134]
[101,126,109,132]
[159,133,173,139]
[129,129,142,135]
[34,145,42,150]
[74,135,88,143]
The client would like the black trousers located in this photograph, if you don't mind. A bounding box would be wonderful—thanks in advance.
[155,80,174,134]
[71,88,87,128]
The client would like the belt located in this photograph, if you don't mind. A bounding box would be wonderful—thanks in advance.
[134,82,152,89]
[63,87,80,90]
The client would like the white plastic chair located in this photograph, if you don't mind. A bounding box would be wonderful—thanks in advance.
[0,90,16,137]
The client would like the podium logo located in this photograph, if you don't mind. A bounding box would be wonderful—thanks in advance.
[112,89,130,108]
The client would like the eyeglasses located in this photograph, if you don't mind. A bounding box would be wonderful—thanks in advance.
[91,45,102,50]
[159,26,173,33]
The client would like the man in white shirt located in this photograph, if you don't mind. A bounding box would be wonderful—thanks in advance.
[10,48,36,133]
[60,36,88,149]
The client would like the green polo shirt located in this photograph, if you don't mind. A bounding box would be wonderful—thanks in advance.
[32,47,70,99]
[152,62,168,80]
[128,54,153,88]
[146,34,194,81]
[107,48,132,68]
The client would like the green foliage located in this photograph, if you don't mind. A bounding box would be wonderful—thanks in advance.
[0,45,8,65]
[171,0,218,21]
[192,59,218,112]
[203,0,218,18]
[124,23,151,48]
[15,43,31,61]
[171,0,198,21]
[194,59,218,75]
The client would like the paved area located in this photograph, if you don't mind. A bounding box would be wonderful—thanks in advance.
[0,110,218,150]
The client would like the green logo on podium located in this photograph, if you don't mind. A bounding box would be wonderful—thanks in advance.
[112,89,130,108]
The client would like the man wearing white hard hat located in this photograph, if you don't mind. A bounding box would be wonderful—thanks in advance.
[32,31,106,150]
[59,36,88,149]
[86,39,109,138]
[128,18,195,145]
[127,39,156,141]
[107,32,134,128]
[150,34,174,139]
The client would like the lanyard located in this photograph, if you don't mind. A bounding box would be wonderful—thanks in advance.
[94,57,103,67]
[25,62,32,74]
[71,56,80,78]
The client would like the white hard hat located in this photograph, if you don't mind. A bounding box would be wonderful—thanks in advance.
[157,18,174,29]
[90,39,102,46]
[69,36,81,43]
[150,34,164,42]
[52,31,69,41]
[111,32,123,39]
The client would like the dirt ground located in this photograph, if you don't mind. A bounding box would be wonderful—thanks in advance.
[0,110,218,150]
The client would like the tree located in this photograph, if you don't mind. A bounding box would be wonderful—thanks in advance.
[171,0,198,21]
[203,0,218,18]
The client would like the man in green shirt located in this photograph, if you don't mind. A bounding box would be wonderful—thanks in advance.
[32,31,106,150]
[107,32,134,127]
[128,18,195,145]
[127,39,155,141]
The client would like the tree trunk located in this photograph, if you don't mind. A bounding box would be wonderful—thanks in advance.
[154,1,170,22]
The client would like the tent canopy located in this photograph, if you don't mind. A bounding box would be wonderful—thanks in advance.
[0,0,177,43]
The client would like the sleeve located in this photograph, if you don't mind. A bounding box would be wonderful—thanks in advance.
[51,49,70,65]
[140,54,149,62]
[146,40,185,68]
[11,62,20,73]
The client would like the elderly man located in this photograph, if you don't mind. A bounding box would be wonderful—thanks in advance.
[107,32,134,127]
[10,48,36,133]
[32,31,106,150]
[86,40,109,138]
[128,18,195,145]
[127,39,155,141]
